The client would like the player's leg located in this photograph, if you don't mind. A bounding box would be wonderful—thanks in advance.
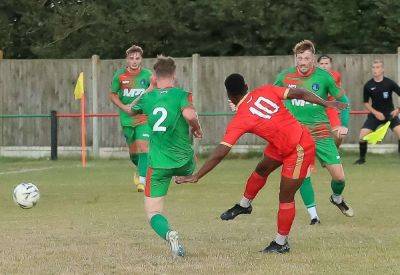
[220,147,282,221]
[262,137,315,253]
[389,116,400,154]
[355,115,379,164]
[123,126,144,192]
[299,176,319,224]
[133,124,150,187]
[144,167,184,257]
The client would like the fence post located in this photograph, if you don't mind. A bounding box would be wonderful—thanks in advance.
[192,53,200,154]
[92,55,100,157]
[50,110,58,160]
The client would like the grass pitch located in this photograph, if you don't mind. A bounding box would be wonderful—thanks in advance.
[0,153,399,274]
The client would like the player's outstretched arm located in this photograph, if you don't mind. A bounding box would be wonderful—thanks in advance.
[287,88,348,110]
[109,92,132,114]
[182,107,203,138]
[175,144,231,184]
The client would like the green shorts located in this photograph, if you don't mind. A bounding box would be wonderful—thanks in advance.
[122,124,150,145]
[145,158,196,198]
[315,137,342,166]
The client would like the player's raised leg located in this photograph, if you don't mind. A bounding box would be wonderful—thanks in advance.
[220,153,281,220]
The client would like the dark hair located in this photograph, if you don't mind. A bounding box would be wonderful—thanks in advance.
[224,73,247,96]
[317,55,332,62]
[153,55,176,77]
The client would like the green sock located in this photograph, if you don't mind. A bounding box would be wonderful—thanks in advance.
[130,154,139,166]
[300,177,316,208]
[331,180,345,195]
[138,153,148,177]
[150,214,170,240]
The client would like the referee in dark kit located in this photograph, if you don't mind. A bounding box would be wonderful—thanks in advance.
[355,59,400,164]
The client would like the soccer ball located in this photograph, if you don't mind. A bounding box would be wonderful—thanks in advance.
[13,183,40,209]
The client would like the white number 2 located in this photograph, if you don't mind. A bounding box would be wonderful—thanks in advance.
[153,107,168,132]
[249,97,279,119]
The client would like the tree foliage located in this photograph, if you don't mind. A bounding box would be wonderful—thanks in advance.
[0,0,399,58]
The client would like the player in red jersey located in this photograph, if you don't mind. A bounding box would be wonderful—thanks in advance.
[176,74,347,253]
[318,55,348,146]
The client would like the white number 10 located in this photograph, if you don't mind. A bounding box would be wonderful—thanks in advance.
[249,97,279,119]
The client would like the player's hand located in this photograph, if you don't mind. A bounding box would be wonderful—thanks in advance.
[121,104,133,115]
[191,127,203,138]
[332,126,348,137]
[390,109,399,118]
[228,100,237,112]
[326,101,348,110]
[374,111,385,121]
[175,174,199,184]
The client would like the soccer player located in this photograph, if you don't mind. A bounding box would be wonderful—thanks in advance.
[109,45,153,192]
[318,55,348,147]
[129,55,202,257]
[354,59,400,164]
[176,73,347,253]
[221,40,353,225]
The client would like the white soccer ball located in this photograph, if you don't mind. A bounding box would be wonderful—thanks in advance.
[13,183,40,209]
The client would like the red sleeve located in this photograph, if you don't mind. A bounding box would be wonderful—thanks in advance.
[269,85,289,100]
[326,96,341,128]
[221,115,248,147]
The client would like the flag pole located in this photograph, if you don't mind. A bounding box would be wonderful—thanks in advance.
[81,94,87,167]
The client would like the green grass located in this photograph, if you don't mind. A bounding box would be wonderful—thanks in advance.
[0,153,399,274]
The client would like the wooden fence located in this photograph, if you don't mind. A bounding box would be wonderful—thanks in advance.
[0,51,399,155]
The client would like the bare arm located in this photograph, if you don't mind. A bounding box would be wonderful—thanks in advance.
[287,88,348,110]
[182,107,203,138]
[364,101,385,120]
[109,92,131,114]
[175,144,231,183]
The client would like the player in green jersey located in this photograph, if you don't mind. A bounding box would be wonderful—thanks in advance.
[221,40,353,224]
[109,45,153,192]
[129,55,202,258]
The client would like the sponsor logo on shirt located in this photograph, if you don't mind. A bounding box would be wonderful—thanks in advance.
[291,99,317,107]
[288,84,297,88]
[383,91,389,99]
[122,80,130,84]
[371,87,376,90]
[160,90,168,94]
[311,83,320,91]
[122,88,145,97]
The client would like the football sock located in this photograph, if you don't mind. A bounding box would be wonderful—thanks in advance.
[243,171,268,200]
[277,201,295,236]
[150,214,170,240]
[307,206,318,220]
[130,154,139,166]
[331,180,345,196]
[239,197,252,208]
[299,177,316,209]
[275,233,287,246]
[138,153,148,178]
[332,194,343,204]
[359,141,367,160]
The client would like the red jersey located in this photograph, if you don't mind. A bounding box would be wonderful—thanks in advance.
[327,70,342,128]
[221,84,306,156]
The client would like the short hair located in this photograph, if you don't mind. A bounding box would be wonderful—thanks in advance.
[224,73,247,96]
[153,55,176,77]
[317,55,332,63]
[126,45,143,56]
[293,40,316,55]
[373,59,384,66]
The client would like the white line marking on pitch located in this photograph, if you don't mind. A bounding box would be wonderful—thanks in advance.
[0,167,55,175]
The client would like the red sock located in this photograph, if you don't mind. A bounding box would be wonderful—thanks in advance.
[277,201,296,235]
[243,171,268,200]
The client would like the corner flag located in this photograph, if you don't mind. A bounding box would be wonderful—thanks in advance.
[74,72,84,100]
[362,121,390,144]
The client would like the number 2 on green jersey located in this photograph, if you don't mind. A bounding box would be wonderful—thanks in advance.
[153,107,167,132]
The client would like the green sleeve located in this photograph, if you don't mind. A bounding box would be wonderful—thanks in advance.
[180,91,192,109]
[274,71,285,87]
[337,94,350,127]
[327,74,341,98]
[110,70,121,93]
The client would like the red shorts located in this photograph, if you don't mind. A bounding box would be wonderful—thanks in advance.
[264,128,315,179]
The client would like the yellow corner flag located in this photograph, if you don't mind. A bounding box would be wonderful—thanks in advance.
[362,121,390,144]
[74,72,84,100]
